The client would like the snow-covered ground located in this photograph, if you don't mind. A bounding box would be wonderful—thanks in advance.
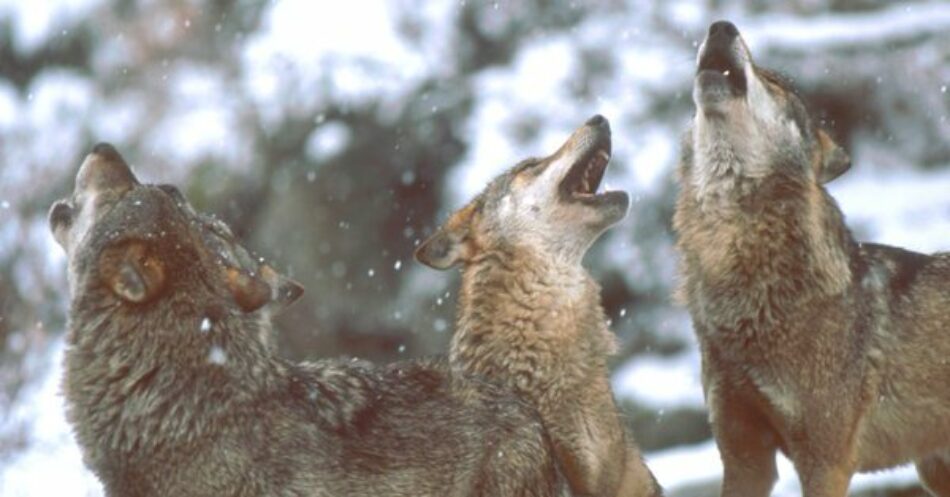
[0,341,102,497]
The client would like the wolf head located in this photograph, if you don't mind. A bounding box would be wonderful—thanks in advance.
[49,143,303,317]
[415,115,629,269]
[691,21,850,187]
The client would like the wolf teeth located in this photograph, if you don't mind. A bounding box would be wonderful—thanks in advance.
[571,149,611,196]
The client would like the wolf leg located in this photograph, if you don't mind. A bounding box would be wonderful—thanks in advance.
[796,462,853,497]
[917,450,950,496]
[718,435,777,497]
[614,446,662,497]
[713,406,778,497]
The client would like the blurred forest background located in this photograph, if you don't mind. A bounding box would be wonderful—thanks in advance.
[0,0,948,495]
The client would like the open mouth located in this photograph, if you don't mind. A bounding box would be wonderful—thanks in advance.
[559,137,614,203]
[697,45,746,95]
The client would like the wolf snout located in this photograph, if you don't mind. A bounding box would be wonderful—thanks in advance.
[75,142,139,195]
[695,19,748,105]
[585,114,609,129]
[698,20,742,70]
[707,20,738,42]
[91,142,124,162]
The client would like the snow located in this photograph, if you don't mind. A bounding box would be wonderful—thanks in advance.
[612,349,704,408]
[86,94,146,149]
[207,345,228,365]
[739,2,950,51]
[0,70,93,188]
[306,122,351,161]
[0,341,103,497]
[829,167,950,254]
[646,440,920,496]
[156,68,236,161]
[0,0,104,53]
[450,37,581,200]
[241,0,454,123]
[447,8,690,205]
[0,81,18,130]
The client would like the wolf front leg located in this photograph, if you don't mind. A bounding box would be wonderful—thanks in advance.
[614,446,663,497]
[789,394,863,497]
[715,415,778,496]
[701,353,777,496]
[795,462,853,497]
[707,385,778,497]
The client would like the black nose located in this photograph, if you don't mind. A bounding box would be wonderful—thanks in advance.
[91,142,124,162]
[585,114,608,128]
[707,20,739,40]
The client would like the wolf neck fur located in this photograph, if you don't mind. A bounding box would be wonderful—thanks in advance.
[65,292,283,462]
[451,247,615,396]
[691,113,774,203]
[678,134,854,337]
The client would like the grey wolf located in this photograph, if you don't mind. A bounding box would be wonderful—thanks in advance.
[673,20,950,497]
[49,143,566,497]
[416,116,661,497]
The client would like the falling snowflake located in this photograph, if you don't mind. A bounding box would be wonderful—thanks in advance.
[208,346,227,365]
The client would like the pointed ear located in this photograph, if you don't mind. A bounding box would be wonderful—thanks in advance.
[815,129,851,184]
[260,264,305,314]
[226,267,272,312]
[99,241,166,304]
[415,203,479,270]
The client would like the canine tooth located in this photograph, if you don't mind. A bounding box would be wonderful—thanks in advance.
[723,69,730,76]
[597,150,610,162]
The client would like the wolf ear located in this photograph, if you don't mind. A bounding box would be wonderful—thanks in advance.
[226,265,304,314]
[225,267,273,313]
[415,202,478,270]
[260,264,305,314]
[815,129,851,184]
[99,241,166,304]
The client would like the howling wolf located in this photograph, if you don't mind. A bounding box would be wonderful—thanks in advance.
[49,143,566,497]
[674,20,950,497]
[417,116,661,497]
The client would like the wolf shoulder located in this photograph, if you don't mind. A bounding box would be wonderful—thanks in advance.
[856,242,950,301]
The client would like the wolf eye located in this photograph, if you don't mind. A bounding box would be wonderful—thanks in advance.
[516,159,543,175]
